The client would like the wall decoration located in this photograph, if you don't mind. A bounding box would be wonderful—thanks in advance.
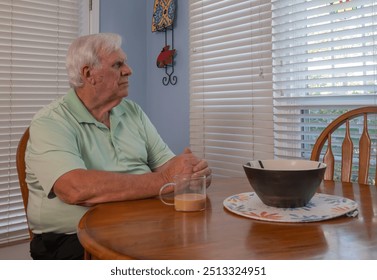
[152,0,176,32]
[152,0,177,86]
[156,45,176,68]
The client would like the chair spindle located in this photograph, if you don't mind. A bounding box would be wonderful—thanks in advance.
[323,134,334,181]
[341,119,353,182]
[358,113,371,185]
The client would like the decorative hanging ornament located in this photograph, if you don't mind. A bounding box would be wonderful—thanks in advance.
[152,0,177,86]
[152,0,176,32]
[156,45,176,68]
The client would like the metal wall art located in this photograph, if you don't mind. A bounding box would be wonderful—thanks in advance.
[152,0,177,86]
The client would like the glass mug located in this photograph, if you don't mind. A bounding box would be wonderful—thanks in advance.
[159,174,206,212]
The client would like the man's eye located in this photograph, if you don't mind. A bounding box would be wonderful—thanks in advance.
[113,62,123,69]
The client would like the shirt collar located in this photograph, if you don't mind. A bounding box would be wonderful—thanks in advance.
[63,89,127,124]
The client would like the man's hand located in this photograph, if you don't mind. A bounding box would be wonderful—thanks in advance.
[158,147,212,187]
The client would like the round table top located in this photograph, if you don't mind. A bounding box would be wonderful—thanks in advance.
[77,177,377,260]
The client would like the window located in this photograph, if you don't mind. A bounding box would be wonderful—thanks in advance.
[273,0,377,182]
[189,0,274,177]
[0,0,93,245]
[190,0,377,182]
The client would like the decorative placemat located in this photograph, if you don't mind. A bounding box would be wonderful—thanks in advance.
[223,192,358,223]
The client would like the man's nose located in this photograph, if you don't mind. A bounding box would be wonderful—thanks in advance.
[121,64,132,76]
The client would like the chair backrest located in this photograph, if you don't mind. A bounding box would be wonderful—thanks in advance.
[16,127,32,239]
[310,106,377,185]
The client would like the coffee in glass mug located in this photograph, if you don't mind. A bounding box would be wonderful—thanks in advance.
[159,174,206,212]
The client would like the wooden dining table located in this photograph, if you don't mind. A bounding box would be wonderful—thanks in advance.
[77,177,377,260]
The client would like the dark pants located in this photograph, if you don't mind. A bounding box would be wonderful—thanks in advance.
[30,232,84,260]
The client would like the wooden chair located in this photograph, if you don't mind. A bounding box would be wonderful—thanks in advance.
[16,127,33,239]
[310,106,377,185]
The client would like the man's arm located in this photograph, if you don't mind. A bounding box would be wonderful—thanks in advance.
[53,148,200,206]
[53,169,165,206]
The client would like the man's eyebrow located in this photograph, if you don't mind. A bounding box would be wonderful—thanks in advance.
[117,57,127,63]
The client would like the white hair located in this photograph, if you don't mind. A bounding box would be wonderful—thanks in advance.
[66,33,122,88]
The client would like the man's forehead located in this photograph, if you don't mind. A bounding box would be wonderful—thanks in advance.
[99,49,126,62]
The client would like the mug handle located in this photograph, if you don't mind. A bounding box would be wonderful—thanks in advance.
[159,183,175,206]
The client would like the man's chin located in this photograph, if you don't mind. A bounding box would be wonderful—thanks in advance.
[119,89,128,98]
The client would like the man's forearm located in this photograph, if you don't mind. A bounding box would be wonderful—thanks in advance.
[53,169,166,206]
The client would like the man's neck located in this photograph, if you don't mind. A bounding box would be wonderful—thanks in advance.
[75,87,112,127]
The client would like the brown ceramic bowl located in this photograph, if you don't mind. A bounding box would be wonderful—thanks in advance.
[243,159,326,208]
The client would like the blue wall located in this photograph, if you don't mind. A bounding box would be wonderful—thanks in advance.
[100,0,189,155]
[99,0,147,108]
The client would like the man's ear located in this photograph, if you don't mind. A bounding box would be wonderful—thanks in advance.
[82,65,95,85]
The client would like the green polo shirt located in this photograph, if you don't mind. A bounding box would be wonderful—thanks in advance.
[25,89,174,234]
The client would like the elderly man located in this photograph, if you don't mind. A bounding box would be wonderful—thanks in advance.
[25,33,211,259]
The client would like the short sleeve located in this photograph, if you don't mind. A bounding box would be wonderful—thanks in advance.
[26,117,87,195]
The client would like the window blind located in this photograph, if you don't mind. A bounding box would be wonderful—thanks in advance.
[272,0,377,181]
[189,0,274,177]
[0,0,83,245]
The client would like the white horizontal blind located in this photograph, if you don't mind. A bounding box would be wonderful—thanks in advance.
[189,0,274,177]
[0,0,82,245]
[272,0,377,182]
